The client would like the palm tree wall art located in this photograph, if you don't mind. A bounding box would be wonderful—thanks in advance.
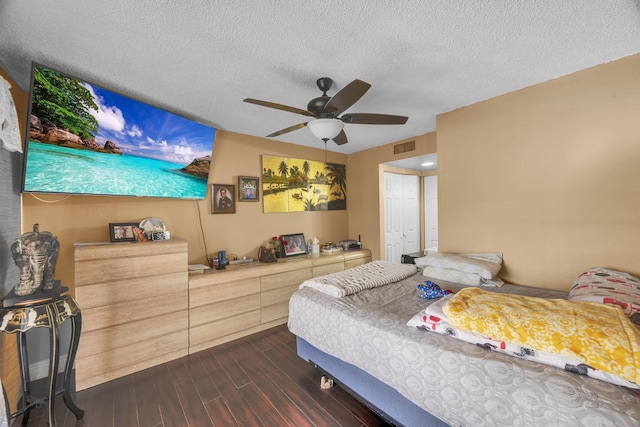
[261,155,346,213]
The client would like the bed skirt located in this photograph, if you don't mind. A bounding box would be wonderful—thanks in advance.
[297,337,449,427]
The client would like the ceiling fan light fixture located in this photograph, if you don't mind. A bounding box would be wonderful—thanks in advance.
[307,118,344,141]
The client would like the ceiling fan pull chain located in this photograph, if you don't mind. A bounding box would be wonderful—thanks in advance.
[324,139,328,163]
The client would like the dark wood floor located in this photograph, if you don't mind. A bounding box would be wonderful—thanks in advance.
[10,324,392,426]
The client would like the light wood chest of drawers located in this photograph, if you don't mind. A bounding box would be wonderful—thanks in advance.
[73,241,370,389]
[74,239,188,391]
[187,249,371,353]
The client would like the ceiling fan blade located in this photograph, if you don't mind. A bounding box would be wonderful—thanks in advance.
[333,129,348,145]
[266,122,308,138]
[244,98,314,117]
[323,79,371,116]
[340,113,408,125]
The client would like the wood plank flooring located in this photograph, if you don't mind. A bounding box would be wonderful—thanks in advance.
[10,324,392,426]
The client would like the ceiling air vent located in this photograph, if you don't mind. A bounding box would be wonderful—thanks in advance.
[393,140,415,155]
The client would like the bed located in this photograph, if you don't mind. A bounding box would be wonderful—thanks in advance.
[287,260,640,427]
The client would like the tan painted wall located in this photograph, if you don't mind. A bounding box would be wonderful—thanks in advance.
[347,133,437,260]
[437,53,640,290]
[21,130,349,293]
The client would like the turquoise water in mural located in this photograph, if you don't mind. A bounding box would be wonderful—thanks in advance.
[23,142,208,198]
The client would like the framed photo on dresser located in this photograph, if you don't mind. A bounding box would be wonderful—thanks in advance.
[282,233,307,256]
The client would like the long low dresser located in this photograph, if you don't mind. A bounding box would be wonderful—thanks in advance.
[188,249,371,352]
[73,241,370,390]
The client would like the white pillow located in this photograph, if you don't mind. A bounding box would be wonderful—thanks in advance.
[414,252,502,279]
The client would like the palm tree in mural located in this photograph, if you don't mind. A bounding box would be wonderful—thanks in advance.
[324,162,346,199]
[302,160,310,178]
[289,165,308,188]
[264,167,278,178]
[323,162,346,209]
[278,161,289,179]
[289,165,296,186]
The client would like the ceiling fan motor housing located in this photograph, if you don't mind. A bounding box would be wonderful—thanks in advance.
[307,77,337,117]
[307,96,333,117]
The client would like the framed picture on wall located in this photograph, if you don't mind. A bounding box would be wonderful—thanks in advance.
[238,176,259,202]
[261,155,347,213]
[211,184,236,214]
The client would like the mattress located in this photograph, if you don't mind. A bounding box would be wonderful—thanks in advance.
[287,272,640,427]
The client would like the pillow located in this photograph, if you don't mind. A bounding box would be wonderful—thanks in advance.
[569,267,640,316]
[414,252,502,279]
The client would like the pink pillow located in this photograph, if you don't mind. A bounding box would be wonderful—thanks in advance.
[569,267,640,316]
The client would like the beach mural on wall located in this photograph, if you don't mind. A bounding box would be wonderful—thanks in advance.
[22,63,216,199]
[261,155,346,213]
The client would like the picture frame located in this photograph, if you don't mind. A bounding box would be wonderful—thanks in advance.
[212,184,236,214]
[238,176,259,202]
[109,222,139,243]
[261,155,347,213]
[281,233,307,256]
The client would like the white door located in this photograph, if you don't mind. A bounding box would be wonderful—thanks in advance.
[384,172,420,262]
[424,175,438,249]
[384,172,402,262]
[402,174,420,254]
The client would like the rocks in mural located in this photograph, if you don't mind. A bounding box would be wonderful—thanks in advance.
[29,114,42,133]
[29,113,122,154]
[181,155,211,179]
[83,139,101,150]
[45,128,83,145]
[103,140,122,154]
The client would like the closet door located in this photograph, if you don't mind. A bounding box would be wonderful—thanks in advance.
[384,172,420,262]
[402,174,420,254]
[424,175,439,249]
[384,172,403,262]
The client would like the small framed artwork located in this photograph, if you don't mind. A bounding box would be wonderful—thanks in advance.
[212,184,236,214]
[238,176,259,202]
[282,233,307,256]
[109,222,139,242]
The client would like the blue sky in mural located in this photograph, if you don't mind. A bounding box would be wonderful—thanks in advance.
[85,83,216,165]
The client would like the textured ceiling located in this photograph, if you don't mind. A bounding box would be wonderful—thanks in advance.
[1,1,640,155]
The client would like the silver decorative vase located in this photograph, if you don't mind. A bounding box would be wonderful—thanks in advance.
[10,224,60,296]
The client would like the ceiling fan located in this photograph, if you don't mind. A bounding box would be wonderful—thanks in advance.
[243,77,408,145]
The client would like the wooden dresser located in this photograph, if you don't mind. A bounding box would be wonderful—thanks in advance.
[74,239,189,390]
[188,249,371,353]
[73,242,370,390]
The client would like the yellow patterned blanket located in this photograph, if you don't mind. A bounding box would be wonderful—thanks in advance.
[443,287,640,384]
